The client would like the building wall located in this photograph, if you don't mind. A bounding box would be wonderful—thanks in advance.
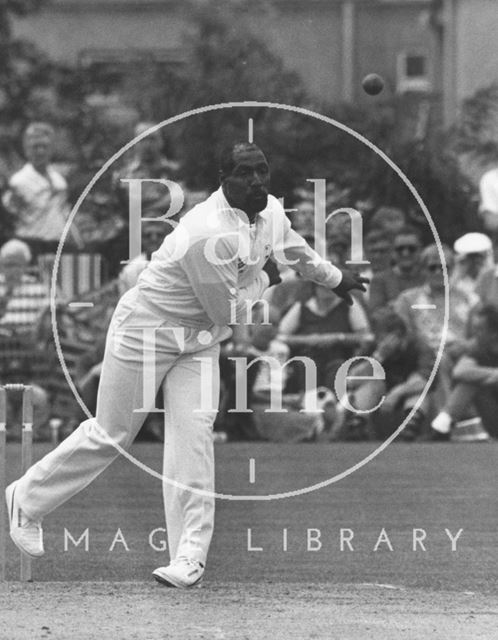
[356,2,436,103]
[12,2,187,64]
[454,0,498,102]
[247,3,344,105]
[12,0,437,106]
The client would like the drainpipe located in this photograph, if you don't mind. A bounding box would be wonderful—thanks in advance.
[442,0,457,127]
[341,0,355,103]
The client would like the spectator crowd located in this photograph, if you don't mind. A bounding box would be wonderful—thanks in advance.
[0,120,498,444]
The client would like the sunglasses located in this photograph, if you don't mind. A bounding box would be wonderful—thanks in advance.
[368,246,391,254]
[394,244,419,254]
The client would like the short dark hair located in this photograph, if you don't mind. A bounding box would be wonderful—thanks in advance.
[475,304,498,334]
[218,141,264,176]
[394,224,423,244]
[365,228,392,246]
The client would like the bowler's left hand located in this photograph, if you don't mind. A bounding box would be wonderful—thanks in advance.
[333,270,369,306]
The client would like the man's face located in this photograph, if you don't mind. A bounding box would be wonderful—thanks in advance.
[366,239,392,272]
[326,238,349,266]
[1,257,28,286]
[462,252,487,279]
[136,134,162,163]
[221,148,270,216]
[393,233,421,270]
[24,135,53,170]
[142,224,166,258]
[423,254,449,292]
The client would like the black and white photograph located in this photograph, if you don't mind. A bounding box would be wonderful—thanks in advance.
[0,0,498,638]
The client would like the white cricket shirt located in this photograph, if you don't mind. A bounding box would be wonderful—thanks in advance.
[137,187,342,328]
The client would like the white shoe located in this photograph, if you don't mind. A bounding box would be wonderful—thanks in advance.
[5,482,44,558]
[431,412,452,435]
[452,417,490,443]
[152,557,204,588]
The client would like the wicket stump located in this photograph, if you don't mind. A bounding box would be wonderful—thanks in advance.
[0,384,34,582]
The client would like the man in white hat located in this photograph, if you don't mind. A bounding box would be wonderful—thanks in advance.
[451,232,493,300]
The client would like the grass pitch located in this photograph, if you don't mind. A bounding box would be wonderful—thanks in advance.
[1,441,497,638]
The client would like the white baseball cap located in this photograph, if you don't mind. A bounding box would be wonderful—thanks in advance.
[453,232,492,255]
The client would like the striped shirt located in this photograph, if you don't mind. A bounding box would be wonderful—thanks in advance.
[0,274,50,332]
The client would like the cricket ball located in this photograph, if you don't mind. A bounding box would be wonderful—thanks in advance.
[362,73,385,96]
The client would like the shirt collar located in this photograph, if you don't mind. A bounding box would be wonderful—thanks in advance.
[25,162,52,183]
[216,186,266,226]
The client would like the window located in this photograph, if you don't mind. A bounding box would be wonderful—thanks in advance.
[396,52,432,93]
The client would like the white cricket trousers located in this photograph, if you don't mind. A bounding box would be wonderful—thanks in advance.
[15,287,229,565]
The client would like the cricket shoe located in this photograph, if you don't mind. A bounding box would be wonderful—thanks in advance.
[152,557,204,589]
[5,481,44,558]
[452,417,490,443]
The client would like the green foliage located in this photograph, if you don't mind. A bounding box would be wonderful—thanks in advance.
[159,0,475,244]
[0,0,482,251]
[168,0,309,191]
[452,82,498,161]
[367,135,477,243]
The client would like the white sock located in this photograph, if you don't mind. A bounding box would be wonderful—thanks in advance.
[431,411,452,434]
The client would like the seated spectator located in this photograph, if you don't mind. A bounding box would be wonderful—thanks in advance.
[2,122,80,257]
[215,306,334,442]
[369,206,406,237]
[394,244,476,426]
[361,228,393,303]
[0,239,51,440]
[364,228,393,275]
[291,199,315,239]
[452,232,493,302]
[334,308,434,442]
[0,239,50,333]
[394,244,474,356]
[263,270,312,318]
[216,338,262,441]
[431,304,498,439]
[475,262,498,306]
[368,225,424,314]
[278,281,372,390]
[249,307,327,442]
[113,121,180,221]
[0,170,15,246]
[118,221,170,295]
[326,233,351,268]
[106,121,181,276]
